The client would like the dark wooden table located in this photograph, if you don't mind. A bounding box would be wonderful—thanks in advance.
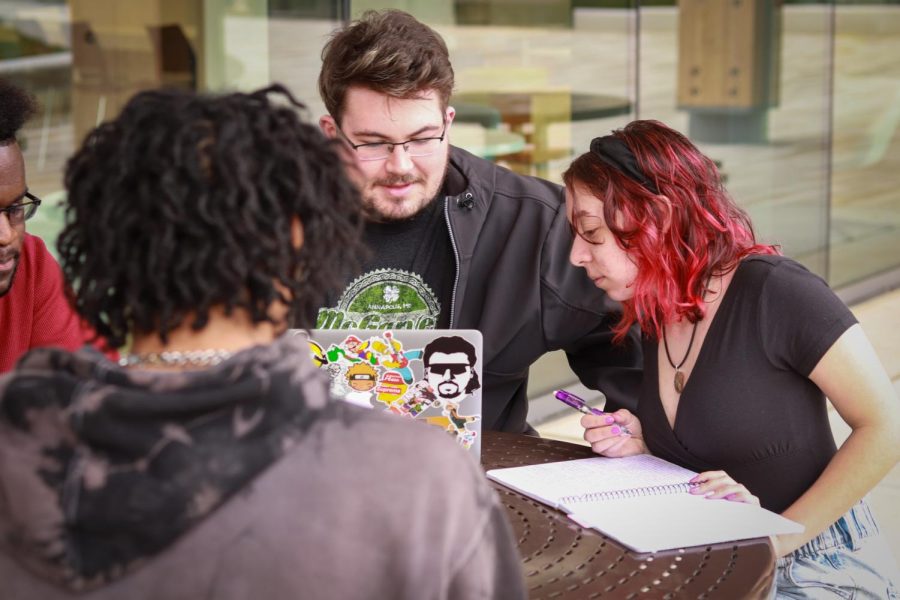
[482,431,776,599]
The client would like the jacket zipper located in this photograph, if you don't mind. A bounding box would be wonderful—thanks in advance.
[444,196,461,329]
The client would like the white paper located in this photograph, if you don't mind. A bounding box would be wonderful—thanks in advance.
[487,454,803,552]
[568,493,804,553]
[486,454,697,507]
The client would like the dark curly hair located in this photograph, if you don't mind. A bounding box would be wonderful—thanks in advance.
[0,77,39,144]
[58,85,366,348]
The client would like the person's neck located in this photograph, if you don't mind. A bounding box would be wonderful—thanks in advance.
[129,307,281,360]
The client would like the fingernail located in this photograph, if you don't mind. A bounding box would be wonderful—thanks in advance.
[604,416,615,424]
[610,426,621,435]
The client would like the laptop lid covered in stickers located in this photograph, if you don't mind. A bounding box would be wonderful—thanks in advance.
[294,329,483,458]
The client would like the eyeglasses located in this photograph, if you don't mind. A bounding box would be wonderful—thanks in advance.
[0,192,41,226]
[338,124,447,162]
[428,363,470,376]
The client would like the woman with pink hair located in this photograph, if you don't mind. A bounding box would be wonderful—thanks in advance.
[566,120,899,598]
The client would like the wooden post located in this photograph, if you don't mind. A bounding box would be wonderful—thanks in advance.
[677,0,781,143]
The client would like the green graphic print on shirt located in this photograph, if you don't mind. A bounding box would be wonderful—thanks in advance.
[316,269,441,330]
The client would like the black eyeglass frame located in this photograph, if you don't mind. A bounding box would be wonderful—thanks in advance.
[337,122,448,161]
[0,191,42,225]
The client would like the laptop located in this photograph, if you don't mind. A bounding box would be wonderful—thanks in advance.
[291,329,483,457]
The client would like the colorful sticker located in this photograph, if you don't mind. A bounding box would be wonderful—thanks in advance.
[305,330,480,452]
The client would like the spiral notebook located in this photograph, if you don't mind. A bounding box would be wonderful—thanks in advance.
[486,454,803,553]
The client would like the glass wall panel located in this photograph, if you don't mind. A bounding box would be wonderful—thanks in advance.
[762,3,832,277]
[3,0,288,248]
[2,0,72,244]
[637,1,833,280]
[4,1,898,405]
[830,2,900,288]
[6,1,899,284]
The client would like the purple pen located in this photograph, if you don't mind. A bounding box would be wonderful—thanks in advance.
[553,389,632,435]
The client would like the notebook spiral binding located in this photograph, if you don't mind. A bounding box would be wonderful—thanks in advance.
[561,482,694,505]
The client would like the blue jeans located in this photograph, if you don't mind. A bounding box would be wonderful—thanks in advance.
[775,500,899,599]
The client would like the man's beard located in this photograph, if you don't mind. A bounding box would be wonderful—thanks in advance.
[364,160,450,223]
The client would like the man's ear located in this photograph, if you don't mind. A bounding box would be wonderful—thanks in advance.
[291,216,304,249]
[445,105,456,126]
[319,115,338,138]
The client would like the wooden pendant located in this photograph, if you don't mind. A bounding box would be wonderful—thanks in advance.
[674,370,686,394]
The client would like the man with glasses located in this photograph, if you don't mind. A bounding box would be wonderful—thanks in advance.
[0,79,99,372]
[316,11,642,434]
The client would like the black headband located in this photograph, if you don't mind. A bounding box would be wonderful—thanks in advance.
[589,135,658,194]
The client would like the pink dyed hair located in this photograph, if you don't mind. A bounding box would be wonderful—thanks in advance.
[563,120,779,342]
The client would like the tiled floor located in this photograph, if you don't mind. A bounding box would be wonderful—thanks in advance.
[534,288,900,560]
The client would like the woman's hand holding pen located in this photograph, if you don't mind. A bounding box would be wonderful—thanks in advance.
[581,409,647,457]
[688,470,760,505]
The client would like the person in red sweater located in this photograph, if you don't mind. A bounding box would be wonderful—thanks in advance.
[0,78,104,372]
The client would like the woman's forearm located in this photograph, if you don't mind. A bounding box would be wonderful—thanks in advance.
[775,423,899,556]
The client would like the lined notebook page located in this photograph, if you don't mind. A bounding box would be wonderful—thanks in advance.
[568,493,804,553]
[486,455,697,508]
[487,454,805,552]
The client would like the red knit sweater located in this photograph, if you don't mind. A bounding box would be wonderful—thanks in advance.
[0,234,107,373]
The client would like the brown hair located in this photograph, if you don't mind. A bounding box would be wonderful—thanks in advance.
[318,10,454,123]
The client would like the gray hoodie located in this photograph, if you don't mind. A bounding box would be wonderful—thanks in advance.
[0,335,525,599]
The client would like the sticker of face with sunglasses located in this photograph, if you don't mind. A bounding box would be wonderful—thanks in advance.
[422,336,481,405]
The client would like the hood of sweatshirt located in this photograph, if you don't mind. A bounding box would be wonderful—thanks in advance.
[0,333,327,593]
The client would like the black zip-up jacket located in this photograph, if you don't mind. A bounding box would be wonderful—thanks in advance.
[443,146,642,433]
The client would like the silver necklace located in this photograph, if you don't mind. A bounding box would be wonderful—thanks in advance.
[119,349,233,368]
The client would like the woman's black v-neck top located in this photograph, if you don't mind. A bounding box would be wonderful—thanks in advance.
[636,255,857,513]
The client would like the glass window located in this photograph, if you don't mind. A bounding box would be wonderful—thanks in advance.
[3,0,897,324]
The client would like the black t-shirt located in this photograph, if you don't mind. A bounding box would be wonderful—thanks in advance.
[315,167,463,330]
[637,255,857,513]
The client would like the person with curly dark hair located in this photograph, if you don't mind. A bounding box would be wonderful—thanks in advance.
[0,86,525,600]
[0,77,104,372]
